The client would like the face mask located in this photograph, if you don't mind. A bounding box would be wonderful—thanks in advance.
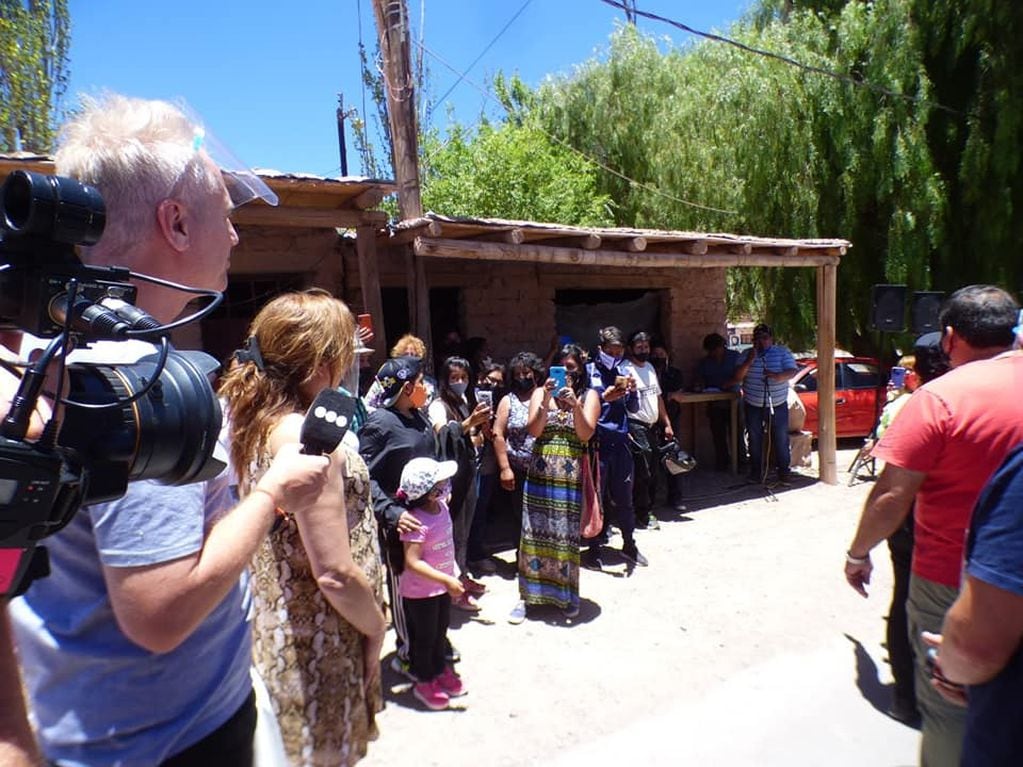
[511,377,534,393]
[409,382,428,409]
[598,349,622,369]
[449,381,468,397]
[651,357,667,370]
[429,479,452,500]
[633,352,650,363]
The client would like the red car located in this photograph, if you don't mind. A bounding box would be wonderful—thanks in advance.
[791,357,884,438]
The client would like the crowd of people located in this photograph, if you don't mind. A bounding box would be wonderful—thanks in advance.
[1,91,1021,767]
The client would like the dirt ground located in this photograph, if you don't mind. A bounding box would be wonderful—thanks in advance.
[363,446,921,767]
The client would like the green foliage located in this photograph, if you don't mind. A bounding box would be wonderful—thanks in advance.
[420,121,614,225]
[0,0,70,153]
[526,5,1010,351]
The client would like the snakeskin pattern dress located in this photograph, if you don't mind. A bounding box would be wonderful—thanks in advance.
[250,444,385,767]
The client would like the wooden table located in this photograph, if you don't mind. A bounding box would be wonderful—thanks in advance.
[669,391,741,474]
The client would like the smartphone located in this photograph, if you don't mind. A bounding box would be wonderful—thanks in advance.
[476,390,493,409]
[357,313,373,336]
[549,366,567,389]
[889,366,907,388]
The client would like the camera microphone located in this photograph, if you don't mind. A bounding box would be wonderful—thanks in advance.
[300,389,356,456]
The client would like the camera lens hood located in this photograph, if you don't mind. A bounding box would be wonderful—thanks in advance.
[59,350,225,503]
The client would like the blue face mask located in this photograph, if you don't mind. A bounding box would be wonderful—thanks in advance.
[449,381,468,398]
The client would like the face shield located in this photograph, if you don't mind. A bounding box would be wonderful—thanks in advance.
[178,101,278,208]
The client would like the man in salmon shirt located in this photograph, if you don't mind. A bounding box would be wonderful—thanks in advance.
[843,284,1023,767]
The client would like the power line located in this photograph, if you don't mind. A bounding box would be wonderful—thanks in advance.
[599,0,963,117]
[414,38,737,217]
[433,0,534,112]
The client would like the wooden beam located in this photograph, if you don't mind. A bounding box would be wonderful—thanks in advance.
[816,263,838,484]
[476,228,524,244]
[413,238,840,268]
[231,205,386,229]
[352,187,386,210]
[539,233,601,250]
[386,220,442,246]
[356,225,387,369]
[623,236,647,253]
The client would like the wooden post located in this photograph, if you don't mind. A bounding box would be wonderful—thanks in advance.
[372,0,432,356]
[356,225,387,369]
[816,264,838,484]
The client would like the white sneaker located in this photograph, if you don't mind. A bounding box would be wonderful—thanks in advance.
[508,600,527,625]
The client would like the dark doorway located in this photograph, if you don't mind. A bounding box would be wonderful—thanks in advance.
[381,287,409,354]
[554,289,663,350]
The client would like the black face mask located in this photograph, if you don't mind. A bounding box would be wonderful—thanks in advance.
[633,352,650,363]
[651,357,667,370]
[511,377,535,393]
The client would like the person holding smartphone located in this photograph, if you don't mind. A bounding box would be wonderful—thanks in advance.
[582,327,647,569]
[508,345,600,623]
[620,330,674,530]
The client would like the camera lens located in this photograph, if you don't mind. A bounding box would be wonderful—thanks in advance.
[59,350,225,503]
[1,170,105,246]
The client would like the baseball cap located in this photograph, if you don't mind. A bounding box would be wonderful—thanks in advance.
[399,457,458,502]
[753,323,773,338]
[375,355,422,407]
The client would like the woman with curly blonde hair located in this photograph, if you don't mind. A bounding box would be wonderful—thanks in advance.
[219,289,387,766]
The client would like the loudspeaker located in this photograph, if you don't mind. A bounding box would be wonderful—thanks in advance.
[911,291,944,334]
[870,284,907,332]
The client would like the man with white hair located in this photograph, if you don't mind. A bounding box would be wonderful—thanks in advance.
[8,94,330,766]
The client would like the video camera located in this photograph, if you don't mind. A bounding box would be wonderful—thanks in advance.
[0,170,225,599]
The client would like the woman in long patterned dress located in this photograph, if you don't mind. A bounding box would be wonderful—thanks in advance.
[508,345,599,623]
[218,290,387,766]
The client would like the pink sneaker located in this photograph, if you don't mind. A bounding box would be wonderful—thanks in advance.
[438,665,467,697]
[413,679,450,710]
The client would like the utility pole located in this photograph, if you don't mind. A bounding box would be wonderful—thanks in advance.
[371,0,431,355]
[336,94,348,177]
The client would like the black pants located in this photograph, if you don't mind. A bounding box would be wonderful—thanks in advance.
[887,519,916,710]
[404,593,451,682]
[707,403,732,471]
[628,420,657,521]
[160,689,256,767]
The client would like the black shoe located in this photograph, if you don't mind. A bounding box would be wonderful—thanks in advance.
[581,548,604,570]
[887,699,921,727]
[621,542,649,567]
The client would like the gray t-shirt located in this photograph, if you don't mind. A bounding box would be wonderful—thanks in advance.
[9,341,252,765]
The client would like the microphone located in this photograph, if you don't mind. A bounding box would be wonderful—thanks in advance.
[300,389,357,455]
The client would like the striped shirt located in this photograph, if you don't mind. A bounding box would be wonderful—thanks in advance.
[742,345,797,407]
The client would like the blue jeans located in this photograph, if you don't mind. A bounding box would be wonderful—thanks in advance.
[745,401,790,477]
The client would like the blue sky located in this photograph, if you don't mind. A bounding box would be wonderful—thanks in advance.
[66,1,750,178]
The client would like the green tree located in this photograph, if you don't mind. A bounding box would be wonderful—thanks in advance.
[420,121,613,225]
[0,0,70,153]
[527,7,998,350]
